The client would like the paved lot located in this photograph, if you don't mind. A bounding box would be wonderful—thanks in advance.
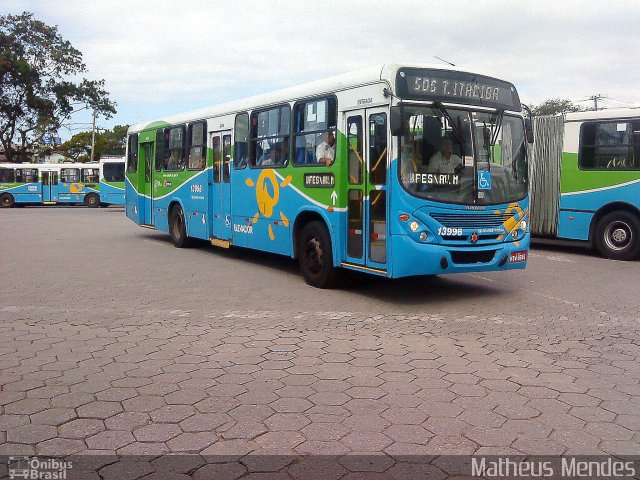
[0,208,639,471]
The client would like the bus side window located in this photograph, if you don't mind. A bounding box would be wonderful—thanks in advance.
[234,113,249,169]
[0,168,14,183]
[292,97,336,166]
[127,134,138,173]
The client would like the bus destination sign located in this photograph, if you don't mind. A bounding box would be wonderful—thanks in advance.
[397,68,521,111]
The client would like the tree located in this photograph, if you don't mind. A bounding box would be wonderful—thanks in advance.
[57,124,129,162]
[531,98,580,117]
[0,12,116,162]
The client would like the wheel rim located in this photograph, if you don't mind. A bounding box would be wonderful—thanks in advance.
[1,197,8,207]
[303,237,323,275]
[604,221,632,251]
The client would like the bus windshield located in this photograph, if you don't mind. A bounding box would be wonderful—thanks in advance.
[399,106,527,205]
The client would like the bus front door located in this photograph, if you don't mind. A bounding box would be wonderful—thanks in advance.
[344,108,389,273]
[42,170,58,203]
[210,131,233,242]
[139,141,154,225]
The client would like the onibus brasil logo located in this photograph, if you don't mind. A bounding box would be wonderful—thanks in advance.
[245,169,292,240]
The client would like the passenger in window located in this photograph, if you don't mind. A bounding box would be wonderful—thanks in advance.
[428,136,462,174]
[316,131,336,166]
[259,148,278,167]
[278,141,289,164]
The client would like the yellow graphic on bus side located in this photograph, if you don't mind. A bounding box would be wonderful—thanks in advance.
[69,183,83,193]
[245,170,292,241]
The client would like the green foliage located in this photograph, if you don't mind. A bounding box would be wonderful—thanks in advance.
[0,12,116,162]
[57,124,129,162]
[531,98,581,117]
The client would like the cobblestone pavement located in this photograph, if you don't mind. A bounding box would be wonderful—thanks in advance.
[1,208,639,468]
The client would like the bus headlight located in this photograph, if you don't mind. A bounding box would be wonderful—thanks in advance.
[410,221,419,232]
[419,231,428,241]
[520,220,527,232]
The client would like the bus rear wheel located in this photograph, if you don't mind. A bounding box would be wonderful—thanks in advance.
[594,211,640,261]
[169,205,191,248]
[84,193,100,208]
[298,221,341,288]
[1,193,15,208]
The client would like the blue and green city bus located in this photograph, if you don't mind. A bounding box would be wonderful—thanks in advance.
[0,157,125,208]
[125,64,532,287]
[530,109,640,260]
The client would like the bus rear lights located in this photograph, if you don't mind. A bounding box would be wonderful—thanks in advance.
[399,214,410,221]
[409,221,419,232]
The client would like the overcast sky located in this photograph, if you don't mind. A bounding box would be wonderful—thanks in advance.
[6,0,640,139]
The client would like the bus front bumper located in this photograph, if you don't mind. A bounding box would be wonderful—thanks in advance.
[390,234,530,278]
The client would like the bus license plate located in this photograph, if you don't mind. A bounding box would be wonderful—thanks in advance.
[509,251,527,263]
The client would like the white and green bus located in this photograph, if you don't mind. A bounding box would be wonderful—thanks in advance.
[529,109,640,260]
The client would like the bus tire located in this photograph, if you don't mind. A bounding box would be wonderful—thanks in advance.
[85,193,100,208]
[169,205,191,248]
[298,220,341,288]
[0,193,15,208]
[594,211,640,261]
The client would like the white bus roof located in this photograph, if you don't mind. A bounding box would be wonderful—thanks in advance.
[128,63,516,134]
[564,108,640,122]
[0,162,98,169]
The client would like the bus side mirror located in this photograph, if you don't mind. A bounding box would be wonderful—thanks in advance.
[390,106,404,136]
[525,118,534,144]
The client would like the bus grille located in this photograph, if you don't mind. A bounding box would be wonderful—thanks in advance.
[450,250,497,264]
[431,213,513,229]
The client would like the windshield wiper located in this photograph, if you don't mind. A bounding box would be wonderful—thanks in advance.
[435,103,464,147]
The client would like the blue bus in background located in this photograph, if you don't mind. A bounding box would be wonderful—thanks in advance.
[125,64,532,287]
[98,156,126,207]
[0,157,125,208]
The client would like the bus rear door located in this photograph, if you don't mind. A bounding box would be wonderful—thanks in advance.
[344,108,389,273]
[139,141,154,225]
[42,170,58,203]
[210,131,233,242]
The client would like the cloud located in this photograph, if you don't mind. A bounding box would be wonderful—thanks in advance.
[6,0,639,135]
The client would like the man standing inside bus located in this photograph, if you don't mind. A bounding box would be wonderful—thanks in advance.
[316,131,335,166]
[429,136,462,174]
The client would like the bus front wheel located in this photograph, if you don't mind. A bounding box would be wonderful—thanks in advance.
[0,193,15,208]
[84,193,100,208]
[594,211,640,261]
[298,221,341,288]
[169,205,191,248]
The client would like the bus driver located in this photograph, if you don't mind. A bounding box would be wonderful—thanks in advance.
[429,136,462,174]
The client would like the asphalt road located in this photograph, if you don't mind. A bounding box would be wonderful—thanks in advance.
[0,207,639,475]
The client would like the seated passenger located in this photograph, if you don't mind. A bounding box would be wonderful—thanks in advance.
[429,136,462,174]
[316,131,335,166]
[259,148,278,167]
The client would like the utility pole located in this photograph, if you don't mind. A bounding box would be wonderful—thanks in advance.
[588,94,605,111]
[90,109,96,163]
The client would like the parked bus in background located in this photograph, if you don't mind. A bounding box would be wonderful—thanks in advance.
[98,156,126,207]
[125,63,532,287]
[529,109,640,260]
[0,162,102,207]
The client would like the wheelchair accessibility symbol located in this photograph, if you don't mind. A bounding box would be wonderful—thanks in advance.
[478,171,492,190]
[225,215,231,227]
